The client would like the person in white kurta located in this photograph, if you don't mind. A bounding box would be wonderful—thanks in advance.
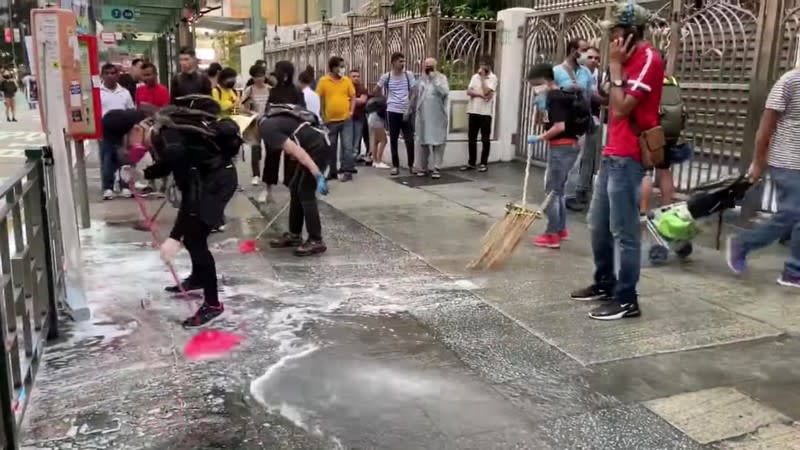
[414,58,449,178]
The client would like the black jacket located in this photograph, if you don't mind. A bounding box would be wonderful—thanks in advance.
[170,72,212,103]
[144,128,237,238]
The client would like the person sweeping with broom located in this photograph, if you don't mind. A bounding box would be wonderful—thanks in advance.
[121,95,241,327]
[526,63,592,249]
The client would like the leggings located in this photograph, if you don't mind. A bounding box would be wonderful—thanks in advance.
[386,111,415,169]
[183,216,219,306]
[251,144,262,178]
[288,172,322,241]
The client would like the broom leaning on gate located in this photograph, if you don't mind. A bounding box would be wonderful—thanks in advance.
[467,143,553,270]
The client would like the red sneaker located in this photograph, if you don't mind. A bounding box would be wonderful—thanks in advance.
[558,230,570,241]
[533,234,561,249]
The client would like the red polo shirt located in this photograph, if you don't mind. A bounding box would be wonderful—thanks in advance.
[604,42,664,160]
[135,83,170,108]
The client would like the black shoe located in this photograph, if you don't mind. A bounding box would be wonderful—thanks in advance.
[294,239,327,257]
[570,284,613,302]
[211,224,226,233]
[182,303,225,329]
[390,167,399,176]
[165,278,203,293]
[11,118,16,122]
[348,168,358,174]
[327,171,338,181]
[588,300,640,320]
[340,172,353,182]
[460,165,476,171]
[269,232,303,248]
[565,197,586,212]
[478,164,488,172]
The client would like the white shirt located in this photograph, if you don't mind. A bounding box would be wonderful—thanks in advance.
[100,83,134,116]
[765,69,800,170]
[303,86,321,121]
[466,72,498,117]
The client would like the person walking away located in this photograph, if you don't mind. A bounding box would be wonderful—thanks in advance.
[259,105,331,256]
[135,63,169,108]
[726,68,800,289]
[170,48,213,103]
[241,64,272,187]
[99,63,135,200]
[22,72,36,109]
[526,63,589,248]
[262,61,307,202]
[462,57,498,172]
[350,69,369,165]
[122,97,239,327]
[299,67,321,121]
[566,46,604,211]
[414,58,449,179]
[570,1,664,320]
[0,71,18,122]
[316,57,356,182]
[365,93,389,169]
[212,67,239,117]
[377,52,417,176]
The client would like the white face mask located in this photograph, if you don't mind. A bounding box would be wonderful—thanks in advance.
[577,52,590,66]
[533,84,548,95]
[336,67,345,76]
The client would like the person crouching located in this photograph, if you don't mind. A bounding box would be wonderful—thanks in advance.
[258,104,330,256]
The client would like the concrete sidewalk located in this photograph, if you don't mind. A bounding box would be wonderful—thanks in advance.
[20,158,800,449]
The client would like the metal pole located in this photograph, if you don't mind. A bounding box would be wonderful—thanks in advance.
[74,140,90,229]
[250,0,263,44]
[427,0,440,59]
[383,17,389,71]
[349,22,355,70]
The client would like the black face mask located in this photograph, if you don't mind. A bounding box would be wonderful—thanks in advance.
[424,67,434,74]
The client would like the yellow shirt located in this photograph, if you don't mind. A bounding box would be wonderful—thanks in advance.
[212,86,239,117]
[316,75,355,123]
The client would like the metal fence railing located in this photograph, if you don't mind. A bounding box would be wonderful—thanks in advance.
[0,147,63,449]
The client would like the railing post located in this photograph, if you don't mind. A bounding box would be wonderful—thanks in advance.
[428,0,440,59]
[664,0,682,76]
[73,139,90,229]
[740,0,784,218]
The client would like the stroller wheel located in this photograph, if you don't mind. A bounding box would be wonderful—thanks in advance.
[675,242,693,259]
[648,245,670,265]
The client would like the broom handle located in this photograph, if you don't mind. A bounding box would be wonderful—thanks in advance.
[521,141,533,208]
[129,179,192,303]
[253,200,291,241]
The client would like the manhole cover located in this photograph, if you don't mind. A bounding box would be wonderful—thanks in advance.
[391,172,472,188]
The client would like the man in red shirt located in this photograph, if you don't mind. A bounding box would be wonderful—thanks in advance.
[135,63,169,109]
[570,1,664,320]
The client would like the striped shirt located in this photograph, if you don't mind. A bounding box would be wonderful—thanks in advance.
[765,69,800,170]
[378,71,416,114]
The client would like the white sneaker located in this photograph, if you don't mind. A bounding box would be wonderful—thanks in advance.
[251,176,260,186]
[121,188,133,198]
[375,162,390,169]
[103,189,114,200]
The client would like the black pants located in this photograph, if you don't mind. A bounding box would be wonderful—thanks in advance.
[467,113,492,166]
[251,143,262,178]
[262,148,281,186]
[386,111,415,169]
[288,172,322,241]
[183,216,219,306]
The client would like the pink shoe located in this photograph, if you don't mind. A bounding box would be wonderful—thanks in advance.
[559,230,570,241]
[533,234,561,249]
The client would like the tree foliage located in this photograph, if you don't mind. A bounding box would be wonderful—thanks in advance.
[391,0,499,19]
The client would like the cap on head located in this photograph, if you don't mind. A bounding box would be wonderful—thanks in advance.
[600,0,651,29]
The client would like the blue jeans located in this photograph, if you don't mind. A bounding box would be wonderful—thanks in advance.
[100,139,124,191]
[350,116,365,158]
[544,145,579,234]
[326,119,354,174]
[589,156,644,302]
[736,166,800,277]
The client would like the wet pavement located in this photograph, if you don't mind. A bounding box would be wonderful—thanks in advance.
[19,157,800,449]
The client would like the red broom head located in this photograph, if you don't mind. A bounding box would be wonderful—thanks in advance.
[238,240,257,254]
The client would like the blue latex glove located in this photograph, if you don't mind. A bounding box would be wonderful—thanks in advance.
[316,173,329,195]
[527,135,539,144]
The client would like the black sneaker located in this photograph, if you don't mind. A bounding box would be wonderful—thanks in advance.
[565,197,586,212]
[570,285,613,302]
[478,164,488,172]
[165,278,203,293]
[460,165,476,171]
[390,167,399,176]
[294,240,327,257]
[269,232,303,248]
[182,303,225,329]
[588,301,641,320]
[340,172,353,182]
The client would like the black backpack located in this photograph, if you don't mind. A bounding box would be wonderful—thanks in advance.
[265,103,321,127]
[559,87,593,136]
[153,102,243,161]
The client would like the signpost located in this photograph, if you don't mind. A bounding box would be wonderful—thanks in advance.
[102,5,139,32]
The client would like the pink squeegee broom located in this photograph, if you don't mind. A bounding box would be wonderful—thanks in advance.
[128,178,243,360]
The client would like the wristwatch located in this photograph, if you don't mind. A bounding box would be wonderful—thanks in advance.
[611,79,624,88]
